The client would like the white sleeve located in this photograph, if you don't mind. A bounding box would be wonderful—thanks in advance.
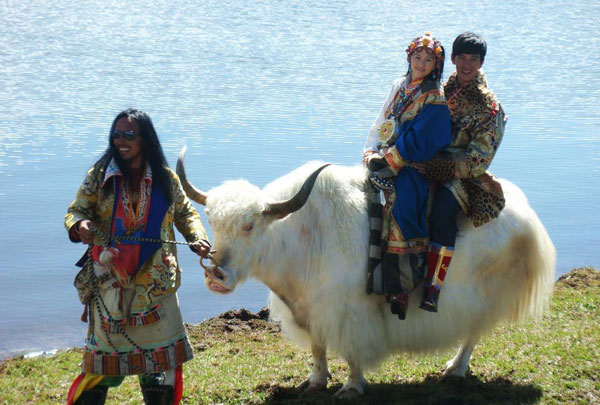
[363,79,402,154]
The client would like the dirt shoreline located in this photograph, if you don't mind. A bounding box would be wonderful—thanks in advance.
[6,267,599,364]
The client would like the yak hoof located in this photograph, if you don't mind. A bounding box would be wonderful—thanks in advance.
[334,378,367,400]
[441,360,469,381]
[333,386,363,399]
[298,378,327,392]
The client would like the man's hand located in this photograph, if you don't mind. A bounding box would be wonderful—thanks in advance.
[412,162,427,175]
[76,220,95,244]
[362,151,376,167]
[192,239,212,258]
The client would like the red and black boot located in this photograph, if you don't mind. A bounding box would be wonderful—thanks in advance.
[420,243,454,312]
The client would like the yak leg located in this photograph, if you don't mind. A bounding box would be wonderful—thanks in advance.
[298,341,330,392]
[441,337,479,379]
[333,360,368,399]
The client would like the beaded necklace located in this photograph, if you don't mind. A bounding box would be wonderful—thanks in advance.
[387,78,423,120]
[446,81,468,106]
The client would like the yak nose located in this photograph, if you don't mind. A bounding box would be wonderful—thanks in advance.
[200,252,225,280]
[213,267,225,280]
[202,264,225,280]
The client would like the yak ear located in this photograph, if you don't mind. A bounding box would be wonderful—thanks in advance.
[176,146,208,205]
[262,164,331,218]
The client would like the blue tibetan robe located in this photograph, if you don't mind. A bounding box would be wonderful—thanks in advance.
[381,81,451,255]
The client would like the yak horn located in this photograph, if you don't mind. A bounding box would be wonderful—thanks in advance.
[176,146,208,205]
[262,163,331,218]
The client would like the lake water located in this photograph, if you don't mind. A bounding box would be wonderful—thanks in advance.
[0,0,599,361]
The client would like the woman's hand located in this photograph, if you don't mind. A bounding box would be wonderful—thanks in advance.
[192,239,212,258]
[362,150,376,167]
[76,220,96,244]
[367,153,387,172]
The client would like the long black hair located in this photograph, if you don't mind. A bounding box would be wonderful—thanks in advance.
[94,108,174,205]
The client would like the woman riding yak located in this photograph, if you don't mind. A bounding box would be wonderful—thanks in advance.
[363,32,451,319]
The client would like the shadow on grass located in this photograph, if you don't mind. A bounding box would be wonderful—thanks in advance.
[256,374,543,404]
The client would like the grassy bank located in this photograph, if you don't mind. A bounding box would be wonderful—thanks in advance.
[1,268,598,404]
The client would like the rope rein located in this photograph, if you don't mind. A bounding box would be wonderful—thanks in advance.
[89,225,206,248]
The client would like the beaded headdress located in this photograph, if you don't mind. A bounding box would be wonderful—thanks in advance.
[405,31,445,80]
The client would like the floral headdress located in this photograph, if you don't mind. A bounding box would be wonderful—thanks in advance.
[405,31,445,81]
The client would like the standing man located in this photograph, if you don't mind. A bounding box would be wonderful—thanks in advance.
[416,32,507,312]
[65,108,211,405]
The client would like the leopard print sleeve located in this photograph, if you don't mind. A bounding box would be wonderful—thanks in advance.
[423,153,455,183]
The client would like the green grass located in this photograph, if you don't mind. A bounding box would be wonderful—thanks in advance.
[1,267,598,404]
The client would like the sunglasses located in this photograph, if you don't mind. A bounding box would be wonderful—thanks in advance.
[111,129,138,141]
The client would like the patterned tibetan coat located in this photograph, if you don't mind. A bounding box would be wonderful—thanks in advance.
[64,160,208,375]
[432,70,507,227]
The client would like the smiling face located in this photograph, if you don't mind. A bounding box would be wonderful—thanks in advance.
[451,53,483,87]
[410,48,436,81]
[112,117,144,168]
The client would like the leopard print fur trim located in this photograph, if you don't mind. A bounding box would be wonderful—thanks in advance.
[444,71,500,118]
[461,178,505,227]
[423,156,455,183]
[422,156,505,227]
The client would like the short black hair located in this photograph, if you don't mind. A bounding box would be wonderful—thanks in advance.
[452,32,487,62]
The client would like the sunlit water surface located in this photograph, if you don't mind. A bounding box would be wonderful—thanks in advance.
[1,0,598,359]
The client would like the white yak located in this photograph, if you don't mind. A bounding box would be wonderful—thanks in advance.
[177,148,555,399]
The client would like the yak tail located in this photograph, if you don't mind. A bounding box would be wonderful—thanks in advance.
[506,209,556,324]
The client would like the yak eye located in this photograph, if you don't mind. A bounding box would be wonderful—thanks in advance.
[242,223,254,233]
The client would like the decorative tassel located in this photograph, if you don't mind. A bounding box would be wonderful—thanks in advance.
[99,249,115,266]
[98,247,133,287]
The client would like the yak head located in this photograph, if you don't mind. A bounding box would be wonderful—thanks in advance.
[176,147,329,294]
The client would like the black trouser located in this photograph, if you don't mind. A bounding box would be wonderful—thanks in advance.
[429,185,461,248]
